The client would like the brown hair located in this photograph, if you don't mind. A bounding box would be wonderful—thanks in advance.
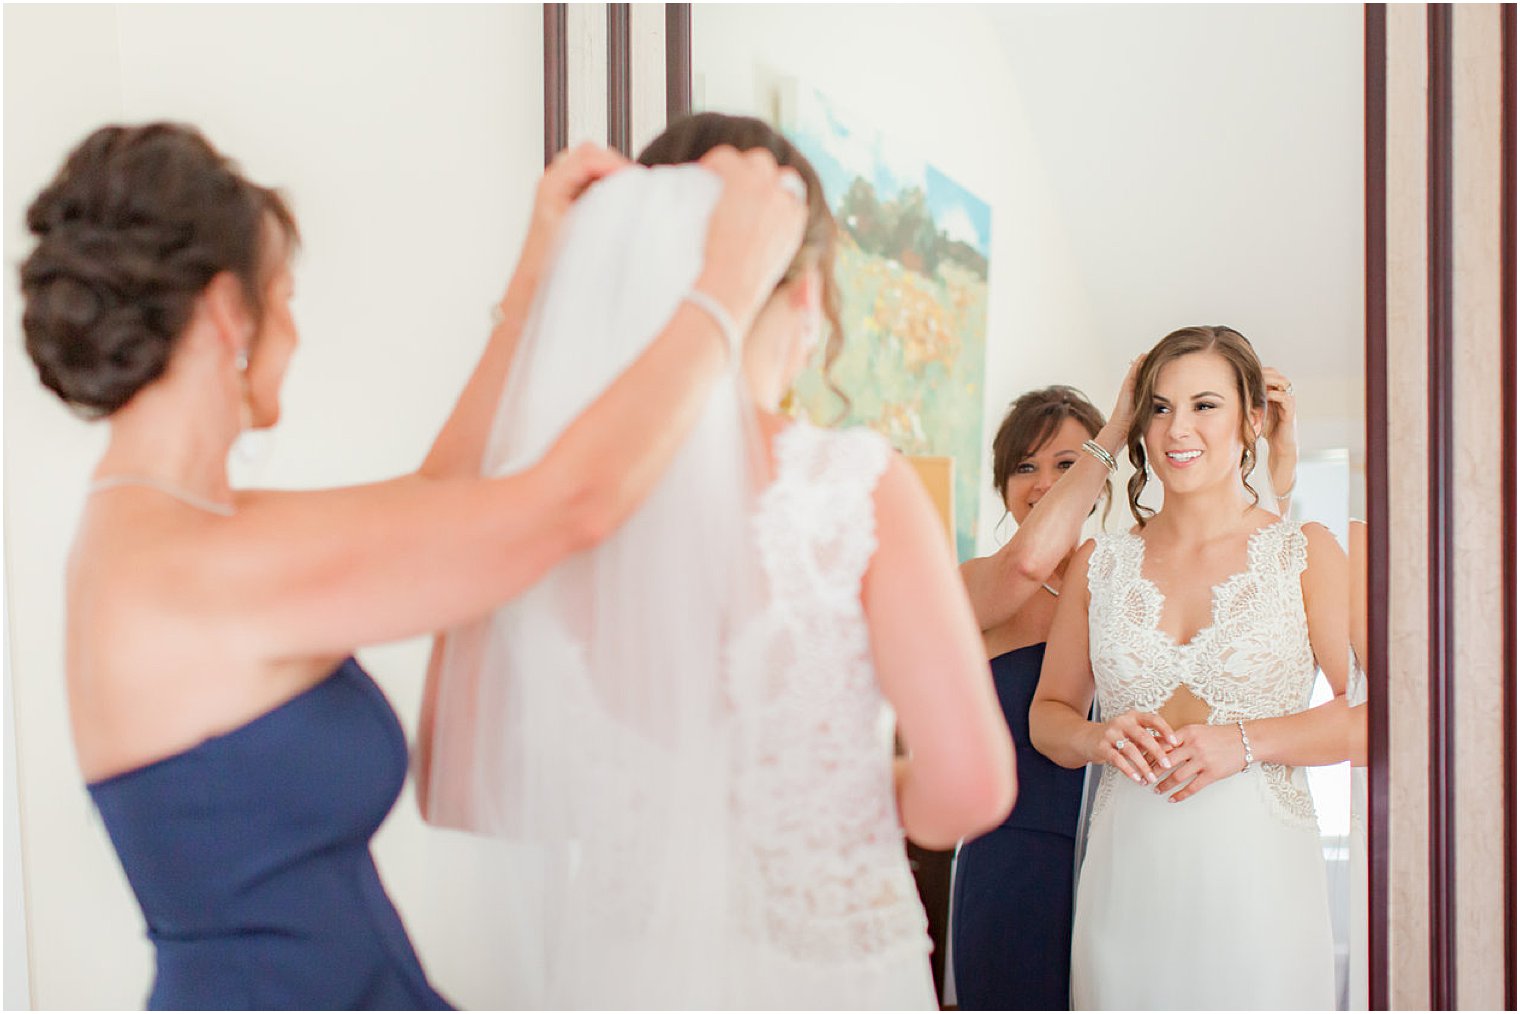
[637,112,847,413]
[1125,325,1267,527]
[991,385,1111,525]
[20,122,298,418]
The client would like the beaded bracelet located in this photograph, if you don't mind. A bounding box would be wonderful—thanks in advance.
[1236,720,1254,771]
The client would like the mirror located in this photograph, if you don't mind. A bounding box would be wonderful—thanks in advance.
[691,5,1366,1009]
[0,4,1396,1009]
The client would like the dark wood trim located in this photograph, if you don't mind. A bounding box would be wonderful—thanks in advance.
[543,3,568,165]
[606,4,631,157]
[1426,4,1456,1009]
[1502,3,1517,1009]
[665,4,692,122]
[1363,5,1390,1009]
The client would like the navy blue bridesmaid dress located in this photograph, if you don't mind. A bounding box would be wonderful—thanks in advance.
[87,658,452,1010]
[951,642,1086,1011]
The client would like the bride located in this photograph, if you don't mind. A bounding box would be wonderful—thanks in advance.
[1030,325,1350,1009]
[416,113,1015,1010]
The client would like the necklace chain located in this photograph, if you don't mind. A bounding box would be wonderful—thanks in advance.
[88,474,236,517]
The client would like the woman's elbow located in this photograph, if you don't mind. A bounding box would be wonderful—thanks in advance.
[1006,541,1053,585]
[964,751,1017,837]
[983,760,1018,831]
[565,489,616,551]
[552,464,632,553]
[911,740,1017,848]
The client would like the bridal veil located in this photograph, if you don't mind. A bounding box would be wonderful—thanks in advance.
[420,165,764,1007]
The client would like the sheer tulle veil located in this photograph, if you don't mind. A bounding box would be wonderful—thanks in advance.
[420,165,765,1007]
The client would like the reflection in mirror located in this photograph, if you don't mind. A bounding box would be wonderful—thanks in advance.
[693,4,1364,1010]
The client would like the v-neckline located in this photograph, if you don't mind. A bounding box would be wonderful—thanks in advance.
[1129,516,1289,651]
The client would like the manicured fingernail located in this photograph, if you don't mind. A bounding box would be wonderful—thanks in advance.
[1169,735,1181,746]
[1160,756,1172,769]
[1131,774,1143,784]
[1146,773,1158,784]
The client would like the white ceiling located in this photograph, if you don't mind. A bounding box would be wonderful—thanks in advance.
[984,4,1366,454]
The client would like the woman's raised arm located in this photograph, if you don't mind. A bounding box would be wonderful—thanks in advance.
[178,148,807,662]
[960,360,1136,631]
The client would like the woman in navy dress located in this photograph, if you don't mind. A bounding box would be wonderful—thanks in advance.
[21,123,806,1009]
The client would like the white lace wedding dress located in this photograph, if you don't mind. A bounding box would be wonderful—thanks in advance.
[1071,517,1336,1010]
[721,420,936,1009]
[420,165,933,1009]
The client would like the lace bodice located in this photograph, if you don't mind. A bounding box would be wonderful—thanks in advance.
[724,421,929,966]
[1086,518,1321,828]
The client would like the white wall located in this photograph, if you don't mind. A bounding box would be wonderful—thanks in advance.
[3,5,544,1008]
[692,4,1116,558]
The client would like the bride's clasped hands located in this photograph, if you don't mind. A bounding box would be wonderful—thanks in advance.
[1088,708,1264,805]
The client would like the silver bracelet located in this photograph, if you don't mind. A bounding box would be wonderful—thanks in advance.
[1080,439,1118,475]
[1236,720,1254,771]
[682,289,742,365]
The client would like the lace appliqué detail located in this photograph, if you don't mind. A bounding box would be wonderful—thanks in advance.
[1086,519,1320,829]
[725,423,930,966]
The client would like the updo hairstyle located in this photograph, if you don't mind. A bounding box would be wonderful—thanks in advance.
[20,123,297,417]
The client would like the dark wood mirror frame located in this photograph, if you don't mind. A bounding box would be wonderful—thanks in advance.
[544,5,1518,1008]
[1367,6,1517,1008]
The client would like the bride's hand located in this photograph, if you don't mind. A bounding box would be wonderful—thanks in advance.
[1152,722,1247,802]
[1087,710,1178,786]
[692,145,808,336]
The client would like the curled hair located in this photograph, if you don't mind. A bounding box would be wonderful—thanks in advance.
[990,384,1111,526]
[636,112,848,415]
[1125,325,1268,527]
[20,122,298,418]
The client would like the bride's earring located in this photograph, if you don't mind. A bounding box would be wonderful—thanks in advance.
[1241,446,1257,478]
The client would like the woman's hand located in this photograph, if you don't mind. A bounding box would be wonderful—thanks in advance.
[691,146,808,336]
[1086,710,1178,786]
[508,143,632,295]
[1106,356,1143,436]
[1262,366,1299,502]
[1151,722,1249,802]
[529,142,630,242]
[1088,356,1142,457]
